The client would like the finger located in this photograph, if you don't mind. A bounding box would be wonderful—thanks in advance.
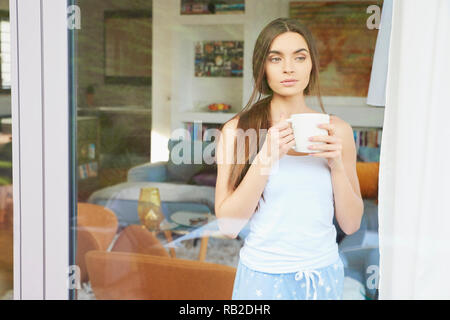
[310,135,340,143]
[310,150,339,158]
[269,126,289,139]
[308,143,340,152]
[284,138,296,151]
[279,126,294,138]
[318,123,337,135]
[289,138,296,146]
[281,133,295,145]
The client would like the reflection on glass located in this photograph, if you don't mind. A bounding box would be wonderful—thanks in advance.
[69,0,380,301]
[72,0,155,300]
[0,4,12,301]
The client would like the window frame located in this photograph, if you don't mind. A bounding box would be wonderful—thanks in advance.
[11,0,70,299]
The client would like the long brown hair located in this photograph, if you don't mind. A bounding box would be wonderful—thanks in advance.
[221,18,326,212]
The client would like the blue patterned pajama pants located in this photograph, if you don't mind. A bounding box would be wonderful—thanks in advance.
[232,257,345,300]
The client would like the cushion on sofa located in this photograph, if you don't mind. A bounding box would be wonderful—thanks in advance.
[190,172,217,187]
[166,139,217,183]
[128,161,168,182]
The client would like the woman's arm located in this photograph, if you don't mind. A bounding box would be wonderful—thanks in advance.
[330,121,364,235]
[215,118,272,239]
[308,116,364,235]
[215,115,295,238]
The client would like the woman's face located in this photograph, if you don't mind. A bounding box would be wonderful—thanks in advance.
[265,32,312,97]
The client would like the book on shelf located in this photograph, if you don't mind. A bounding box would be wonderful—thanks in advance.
[215,3,245,13]
[78,161,98,180]
[180,0,209,14]
[353,127,383,162]
[181,0,244,15]
[214,10,245,14]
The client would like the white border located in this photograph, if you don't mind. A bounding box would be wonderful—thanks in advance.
[11,0,70,299]
[11,0,45,300]
[10,0,22,300]
[42,0,70,300]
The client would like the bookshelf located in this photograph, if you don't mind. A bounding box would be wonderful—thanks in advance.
[77,116,100,201]
[182,121,223,141]
[353,127,382,162]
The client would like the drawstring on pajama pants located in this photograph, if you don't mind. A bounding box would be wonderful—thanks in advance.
[294,269,324,300]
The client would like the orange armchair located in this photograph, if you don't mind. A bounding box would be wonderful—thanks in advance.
[85,250,236,300]
[356,162,379,201]
[111,224,170,257]
[76,203,119,283]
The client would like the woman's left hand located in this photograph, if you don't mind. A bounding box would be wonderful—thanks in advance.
[308,122,345,172]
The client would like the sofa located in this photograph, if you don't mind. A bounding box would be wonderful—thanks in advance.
[88,139,219,227]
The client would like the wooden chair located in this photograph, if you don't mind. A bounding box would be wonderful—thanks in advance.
[85,250,236,300]
[76,203,118,283]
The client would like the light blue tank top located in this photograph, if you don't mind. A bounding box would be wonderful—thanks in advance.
[239,154,339,273]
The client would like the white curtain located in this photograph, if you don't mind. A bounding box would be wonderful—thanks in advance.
[379,0,450,299]
[367,0,393,107]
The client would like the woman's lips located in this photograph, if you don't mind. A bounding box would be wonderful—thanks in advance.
[281,80,298,87]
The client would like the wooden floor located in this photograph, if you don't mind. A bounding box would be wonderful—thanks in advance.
[0,211,13,299]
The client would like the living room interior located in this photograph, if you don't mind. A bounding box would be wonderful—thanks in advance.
[0,0,385,300]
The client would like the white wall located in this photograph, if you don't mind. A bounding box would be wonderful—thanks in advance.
[151,0,175,162]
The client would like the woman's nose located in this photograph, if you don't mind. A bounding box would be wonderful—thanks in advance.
[283,61,294,73]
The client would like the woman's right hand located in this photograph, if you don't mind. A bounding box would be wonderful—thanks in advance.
[255,113,296,168]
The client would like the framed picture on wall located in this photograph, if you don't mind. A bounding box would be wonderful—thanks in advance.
[194,40,244,77]
[104,10,152,85]
[289,1,383,97]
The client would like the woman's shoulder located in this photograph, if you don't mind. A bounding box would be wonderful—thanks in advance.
[219,117,240,144]
[223,116,240,131]
[330,114,351,130]
[330,115,354,144]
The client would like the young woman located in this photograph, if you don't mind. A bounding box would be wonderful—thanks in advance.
[214,18,364,300]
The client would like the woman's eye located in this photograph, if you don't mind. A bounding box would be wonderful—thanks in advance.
[270,56,305,62]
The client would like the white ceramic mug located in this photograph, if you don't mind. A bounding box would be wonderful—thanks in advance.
[286,113,330,153]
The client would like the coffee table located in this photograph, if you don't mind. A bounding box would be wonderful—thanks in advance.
[158,211,226,262]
